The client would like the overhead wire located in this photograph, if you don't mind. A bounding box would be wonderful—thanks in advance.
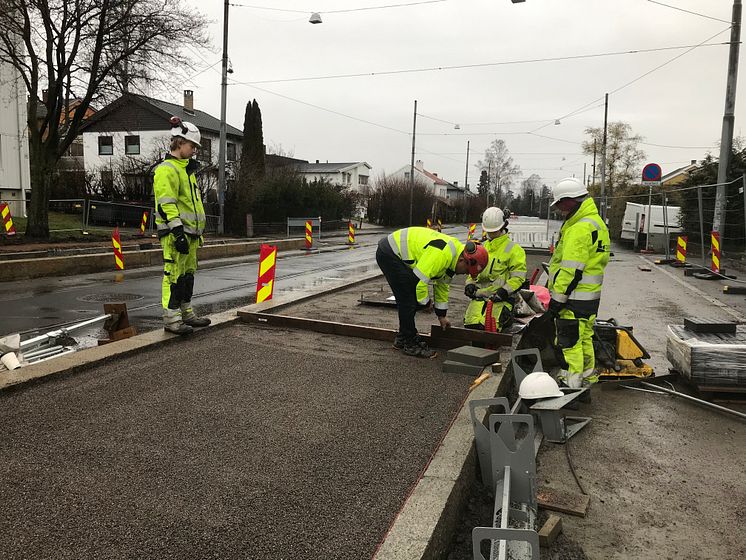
[646,0,732,24]
[228,0,448,14]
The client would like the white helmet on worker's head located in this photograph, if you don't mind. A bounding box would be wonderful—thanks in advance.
[551,177,588,206]
[518,371,564,399]
[482,206,509,233]
[170,116,201,147]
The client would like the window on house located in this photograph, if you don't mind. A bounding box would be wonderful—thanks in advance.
[227,142,236,161]
[197,138,212,162]
[100,169,114,190]
[359,175,369,185]
[98,136,113,156]
[125,135,140,155]
[67,141,84,157]
[404,172,410,180]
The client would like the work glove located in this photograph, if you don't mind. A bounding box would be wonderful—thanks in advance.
[547,298,564,316]
[492,288,509,302]
[171,225,190,255]
[464,284,478,299]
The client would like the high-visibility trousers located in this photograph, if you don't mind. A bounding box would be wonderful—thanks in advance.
[555,308,598,387]
[161,235,199,309]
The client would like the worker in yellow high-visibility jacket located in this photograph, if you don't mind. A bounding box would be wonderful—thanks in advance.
[153,116,210,335]
[547,177,610,388]
[464,207,527,330]
[376,227,488,358]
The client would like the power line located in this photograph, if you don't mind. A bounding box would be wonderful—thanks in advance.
[531,27,732,133]
[228,0,447,14]
[647,1,732,24]
[232,41,733,85]
[641,141,717,149]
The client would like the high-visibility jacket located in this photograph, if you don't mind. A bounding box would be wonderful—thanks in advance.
[153,156,206,237]
[387,227,464,314]
[464,234,527,325]
[548,197,610,317]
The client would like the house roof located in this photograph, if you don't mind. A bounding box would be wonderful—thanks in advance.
[419,168,450,186]
[662,162,698,183]
[297,162,371,173]
[79,92,243,137]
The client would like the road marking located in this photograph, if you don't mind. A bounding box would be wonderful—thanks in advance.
[640,256,745,322]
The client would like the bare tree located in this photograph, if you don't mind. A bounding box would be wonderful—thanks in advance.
[519,173,542,215]
[582,122,645,199]
[475,139,521,208]
[0,0,209,238]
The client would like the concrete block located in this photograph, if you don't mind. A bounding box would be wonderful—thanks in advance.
[446,345,501,366]
[442,360,484,376]
[539,514,563,547]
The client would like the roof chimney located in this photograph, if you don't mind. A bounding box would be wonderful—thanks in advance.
[316,159,319,164]
[183,90,194,114]
[691,159,696,165]
[415,160,424,171]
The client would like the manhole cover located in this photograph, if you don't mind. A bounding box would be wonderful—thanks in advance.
[78,293,144,303]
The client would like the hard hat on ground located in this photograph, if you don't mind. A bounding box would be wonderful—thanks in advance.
[170,116,201,147]
[482,207,509,233]
[463,241,489,277]
[551,177,588,206]
[519,371,564,399]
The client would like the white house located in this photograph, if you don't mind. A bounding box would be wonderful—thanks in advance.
[390,160,452,199]
[0,56,31,217]
[78,90,242,201]
[296,161,372,195]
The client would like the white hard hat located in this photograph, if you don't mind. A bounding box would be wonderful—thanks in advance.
[482,206,508,233]
[170,116,201,147]
[551,177,588,206]
[518,371,564,399]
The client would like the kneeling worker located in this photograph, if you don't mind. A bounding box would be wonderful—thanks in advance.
[376,227,488,358]
[547,177,610,388]
[464,207,527,330]
[154,116,212,335]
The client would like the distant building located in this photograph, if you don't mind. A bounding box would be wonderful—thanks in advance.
[0,56,31,217]
[662,160,698,188]
[78,90,242,200]
[296,160,372,195]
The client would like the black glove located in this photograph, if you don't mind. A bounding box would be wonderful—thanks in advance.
[464,284,478,299]
[548,298,564,316]
[171,225,190,255]
[492,288,509,302]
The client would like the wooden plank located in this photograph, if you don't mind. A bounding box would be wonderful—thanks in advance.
[538,514,563,547]
[429,325,513,348]
[238,312,400,342]
[537,487,590,518]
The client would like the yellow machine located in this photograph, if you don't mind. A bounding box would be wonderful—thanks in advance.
[593,319,654,379]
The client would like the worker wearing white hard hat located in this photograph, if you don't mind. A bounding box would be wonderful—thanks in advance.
[153,116,210,335]
[547,178,610,388]
[463,207,527,331]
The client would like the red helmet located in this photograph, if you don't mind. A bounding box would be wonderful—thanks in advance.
[464,241,488,277]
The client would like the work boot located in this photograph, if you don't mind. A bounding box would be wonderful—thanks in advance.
[163,308,193,335]
[180,304,211,328]
[401,339,438,359]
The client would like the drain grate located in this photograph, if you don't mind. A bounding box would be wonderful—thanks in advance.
[78,293,144,303]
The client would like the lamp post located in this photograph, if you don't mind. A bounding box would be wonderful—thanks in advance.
[408,100,417,226]
[217,0,229,235]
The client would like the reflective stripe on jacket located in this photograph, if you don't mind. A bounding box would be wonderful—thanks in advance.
[464,234,527,325]
[548,197,610,317]
[387,227,464,310]
[153,157,206,237]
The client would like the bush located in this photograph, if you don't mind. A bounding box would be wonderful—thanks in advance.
[367,174,436,227]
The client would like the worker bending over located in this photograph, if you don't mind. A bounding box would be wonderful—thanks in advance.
[376,227,488,358]
[547,178,610,388]
[153,116,211,335]
[464,207,527,331]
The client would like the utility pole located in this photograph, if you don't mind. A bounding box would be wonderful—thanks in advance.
[217,0,230,235]
[713,0,742,242]
[599,93,609,221]
[583,163,587,187]
[592,139,597,184]
[408,100,417,226]
[463,140,470,222]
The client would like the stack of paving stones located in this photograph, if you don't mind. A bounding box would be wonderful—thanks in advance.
[443,345,501,375]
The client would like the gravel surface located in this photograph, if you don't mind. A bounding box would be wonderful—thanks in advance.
[0,324,471,559]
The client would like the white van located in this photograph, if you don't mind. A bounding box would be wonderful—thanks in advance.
[620,202,683,249]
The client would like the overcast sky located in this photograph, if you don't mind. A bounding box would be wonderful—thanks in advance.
[170,0,743,191]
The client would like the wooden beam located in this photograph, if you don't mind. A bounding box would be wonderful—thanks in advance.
[537,487,590,517]
[238,312,399,343]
